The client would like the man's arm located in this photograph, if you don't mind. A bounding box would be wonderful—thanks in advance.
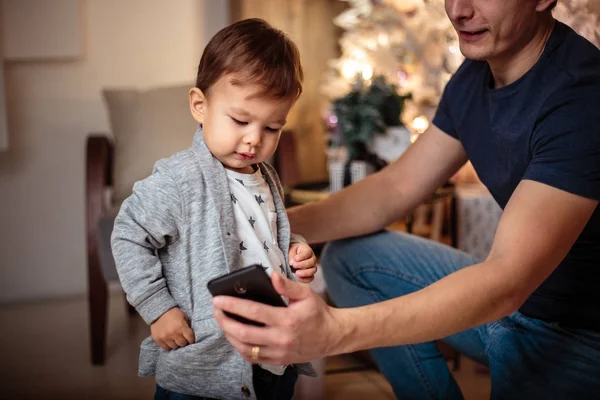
[212,179,596,365]
[334,179,598,353]
[288,125,468,243]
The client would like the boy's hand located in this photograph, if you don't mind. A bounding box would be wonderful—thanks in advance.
[289,242,317,283]
[150,307,195,350]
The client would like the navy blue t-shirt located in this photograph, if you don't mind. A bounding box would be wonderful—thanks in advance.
[433,21,600,330]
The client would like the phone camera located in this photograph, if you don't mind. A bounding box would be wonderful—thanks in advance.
[234,280,247,294]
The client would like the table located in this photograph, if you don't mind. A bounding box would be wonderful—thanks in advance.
[288,181,457,245]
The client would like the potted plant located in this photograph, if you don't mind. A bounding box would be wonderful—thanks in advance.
[330,75,411,190]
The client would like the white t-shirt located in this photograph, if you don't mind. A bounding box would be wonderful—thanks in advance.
[226,167,287,375]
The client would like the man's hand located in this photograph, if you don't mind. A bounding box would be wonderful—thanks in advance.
[213,273,344,365]
[288,242,317,283]
[150,307,195,350]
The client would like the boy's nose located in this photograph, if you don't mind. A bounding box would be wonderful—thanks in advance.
[243,130,261,147]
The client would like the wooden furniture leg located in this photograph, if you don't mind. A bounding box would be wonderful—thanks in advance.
[86,135,113,365]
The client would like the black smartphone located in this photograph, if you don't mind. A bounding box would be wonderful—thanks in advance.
[207,264,287,326]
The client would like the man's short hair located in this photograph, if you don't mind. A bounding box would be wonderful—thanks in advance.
[195,18,304,99]
[548,0,558,11]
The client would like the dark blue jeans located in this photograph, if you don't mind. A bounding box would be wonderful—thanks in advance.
[321,230,600,400]
[154,364,297,400]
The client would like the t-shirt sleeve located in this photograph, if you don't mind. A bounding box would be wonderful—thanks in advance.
[523,83,600,200]
[432,89,458,139]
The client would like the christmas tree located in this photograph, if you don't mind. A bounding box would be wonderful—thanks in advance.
[323,0,600,137]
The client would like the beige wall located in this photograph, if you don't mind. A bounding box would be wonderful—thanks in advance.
[0,0,229,303]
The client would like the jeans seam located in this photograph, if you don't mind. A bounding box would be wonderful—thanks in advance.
[351,265,431,289]
[484,321,502,355]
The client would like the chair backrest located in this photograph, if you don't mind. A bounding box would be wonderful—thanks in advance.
[272,130,301,190]
[103,84,196,203]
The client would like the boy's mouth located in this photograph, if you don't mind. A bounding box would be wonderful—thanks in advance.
[235,152,256,160]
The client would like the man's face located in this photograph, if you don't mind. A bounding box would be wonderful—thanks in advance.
[445,0,542,62]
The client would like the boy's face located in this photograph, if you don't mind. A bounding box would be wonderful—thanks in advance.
[189,74,295,174]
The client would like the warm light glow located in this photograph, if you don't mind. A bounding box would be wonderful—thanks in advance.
[352,48,367,60]
[412,115,429,134]
[397,70,409,88]
[366,38,378,50]
[378,32,389,47]
[362,65,373,80]
[342,60,359,80]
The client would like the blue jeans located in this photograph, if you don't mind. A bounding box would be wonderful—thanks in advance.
[321,231,600,400]
[154,364,297,400]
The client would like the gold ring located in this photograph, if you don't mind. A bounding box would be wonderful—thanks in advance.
[251,346,260,362]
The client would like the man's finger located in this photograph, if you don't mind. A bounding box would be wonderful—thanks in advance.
[213,306,280,345]
[224,333,283,365]
[165,339,179,350]
[215,309,285,349]
[271,272,311,302]
[213,296,283,327]
[213,309,281,352]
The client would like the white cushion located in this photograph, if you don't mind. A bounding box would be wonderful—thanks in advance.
[103,84,197,203]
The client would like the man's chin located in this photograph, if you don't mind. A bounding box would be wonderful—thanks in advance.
[458,44,489,61]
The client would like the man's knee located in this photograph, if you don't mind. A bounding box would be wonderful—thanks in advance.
[320,231,409,272]
[320,237,360,272]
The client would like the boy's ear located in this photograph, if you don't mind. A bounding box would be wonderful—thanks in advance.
[536,0,556,12]
[189,87,206,124]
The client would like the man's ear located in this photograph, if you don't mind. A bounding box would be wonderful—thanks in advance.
[189,87,207,125]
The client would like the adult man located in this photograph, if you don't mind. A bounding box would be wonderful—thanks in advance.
[213,0,600,398]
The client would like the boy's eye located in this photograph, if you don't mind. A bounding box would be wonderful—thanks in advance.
[231,117,248,126]
[265,127,280,133]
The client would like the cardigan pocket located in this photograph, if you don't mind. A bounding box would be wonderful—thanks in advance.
[138,335,161,376]
[156,317,236,372]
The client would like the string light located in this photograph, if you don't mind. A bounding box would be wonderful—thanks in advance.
[378,32,390,47]
[362,65,374,80]
[342,60,360,80]
[411,115,429,134]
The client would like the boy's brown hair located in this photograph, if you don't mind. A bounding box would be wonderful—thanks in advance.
[195,18,303,99]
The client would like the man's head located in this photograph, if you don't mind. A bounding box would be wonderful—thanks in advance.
[189,18,303,174]
[445,0,557,62]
